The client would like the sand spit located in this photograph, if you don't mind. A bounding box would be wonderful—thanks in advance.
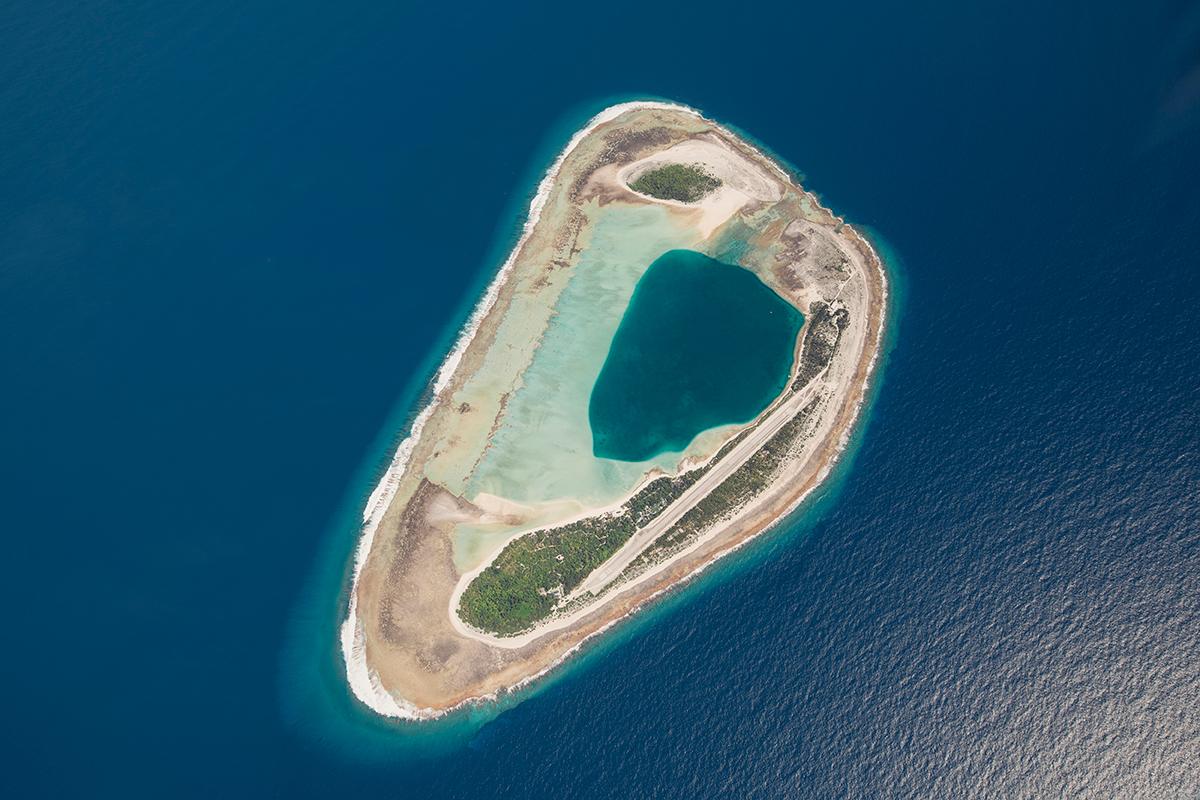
[340,101,890,720]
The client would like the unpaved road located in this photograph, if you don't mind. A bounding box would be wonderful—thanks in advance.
[573,376,823,596]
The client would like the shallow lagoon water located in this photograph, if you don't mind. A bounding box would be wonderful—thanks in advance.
[590,249,802,462]
[466,204,703,510]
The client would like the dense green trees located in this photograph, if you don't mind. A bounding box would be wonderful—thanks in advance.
[457,470,705,635]
[630,163,721,202]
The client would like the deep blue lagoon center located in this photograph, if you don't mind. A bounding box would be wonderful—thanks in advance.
[589,249,804,462]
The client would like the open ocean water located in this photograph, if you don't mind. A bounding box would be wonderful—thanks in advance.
[2,1,1198,797]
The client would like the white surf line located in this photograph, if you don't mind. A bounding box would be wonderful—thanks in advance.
[339,99,701,719]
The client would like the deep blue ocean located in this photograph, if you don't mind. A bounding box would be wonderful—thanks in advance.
[2,1,1198,797]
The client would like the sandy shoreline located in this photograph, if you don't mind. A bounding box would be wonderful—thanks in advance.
[341,101,890,720]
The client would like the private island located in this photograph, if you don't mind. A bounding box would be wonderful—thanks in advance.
[342,102,888,718]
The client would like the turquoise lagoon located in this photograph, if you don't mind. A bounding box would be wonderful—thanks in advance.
[466,203,700,512]
[590,250,803,461]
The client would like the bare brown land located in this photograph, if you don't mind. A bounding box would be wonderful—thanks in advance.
[344,103,888,718]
